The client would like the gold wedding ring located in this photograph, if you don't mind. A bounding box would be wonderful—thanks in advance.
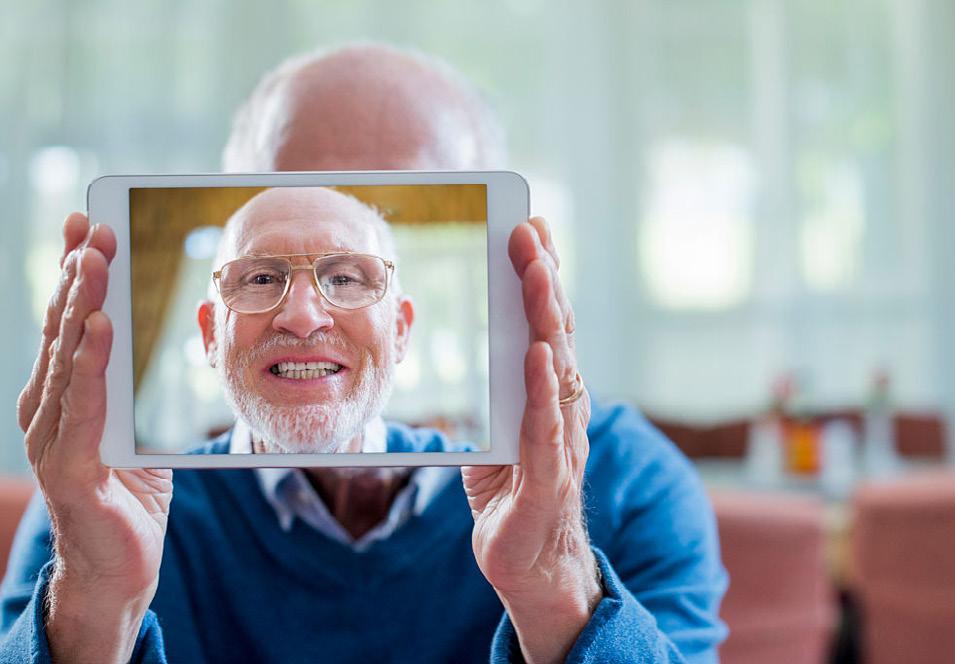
[559,372,585,407]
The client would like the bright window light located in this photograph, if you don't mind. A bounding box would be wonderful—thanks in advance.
[29,146,80,196]
[184,226,223,260]
[799,160,864,292]
[395,348,422,389]
[639,139,755,310]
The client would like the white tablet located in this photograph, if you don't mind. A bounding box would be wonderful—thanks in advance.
[89,171,528,468]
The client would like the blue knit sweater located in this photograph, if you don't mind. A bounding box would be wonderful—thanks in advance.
[0,401,727,663]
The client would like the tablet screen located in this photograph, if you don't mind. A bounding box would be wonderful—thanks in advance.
[129,184,489,455]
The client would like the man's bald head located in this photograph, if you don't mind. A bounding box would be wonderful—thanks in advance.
[223,43,505,172]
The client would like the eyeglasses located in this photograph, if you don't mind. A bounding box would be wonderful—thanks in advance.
[212,252,394,314]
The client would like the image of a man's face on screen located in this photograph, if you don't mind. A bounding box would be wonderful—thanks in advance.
[198,187,414,453]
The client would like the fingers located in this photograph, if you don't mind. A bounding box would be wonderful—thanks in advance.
[58,310,114,475]
[26,248,111,470]
[47,248,110,394]
[522,258,578,391]
[527,217,560,270]
[509,219,576,344]
[508,217,559,271]
[519,341,563,485]
[18,220,117,432]
[510,218,579,400]
[507,219,543,278]
[34,311,113,503]
[60,213,90,267]
[90,222,117,262]
[529,218,575,340]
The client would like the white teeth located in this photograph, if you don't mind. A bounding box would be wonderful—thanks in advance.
[276,361,341,372]
[270,361,343,379]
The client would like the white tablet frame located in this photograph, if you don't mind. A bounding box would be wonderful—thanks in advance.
[90,171,529,468]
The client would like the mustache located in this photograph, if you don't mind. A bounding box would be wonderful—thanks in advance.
[231,331,358,366]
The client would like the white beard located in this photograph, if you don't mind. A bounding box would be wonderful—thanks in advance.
[215,332,394,453]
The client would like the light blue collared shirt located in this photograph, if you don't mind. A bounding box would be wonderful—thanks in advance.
[230,419,460,552]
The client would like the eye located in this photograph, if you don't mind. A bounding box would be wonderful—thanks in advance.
[244,270,285,286]
[328,273,363,286]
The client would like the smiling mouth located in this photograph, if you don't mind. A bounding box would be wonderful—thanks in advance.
[269,361,344,379]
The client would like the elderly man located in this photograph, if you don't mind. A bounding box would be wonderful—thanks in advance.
[4,44,726,663]
[200,187,419,457]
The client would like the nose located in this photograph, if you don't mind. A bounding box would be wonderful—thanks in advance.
[271,271,334,338]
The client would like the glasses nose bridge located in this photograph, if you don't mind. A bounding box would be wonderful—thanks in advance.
[283,262,325,305]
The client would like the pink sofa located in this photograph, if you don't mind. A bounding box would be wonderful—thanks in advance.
[850,471,955,664]
[712,490,836,664]
[0,477,35,578]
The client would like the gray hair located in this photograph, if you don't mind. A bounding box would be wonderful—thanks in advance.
[221,42,507,172]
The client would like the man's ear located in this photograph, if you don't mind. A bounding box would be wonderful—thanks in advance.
[197,300,218,368]
[393,295,415,363]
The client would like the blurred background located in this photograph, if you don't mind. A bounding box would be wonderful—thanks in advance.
[2,1,955,662]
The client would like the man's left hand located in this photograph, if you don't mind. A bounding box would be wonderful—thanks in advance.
[462,217,601,664]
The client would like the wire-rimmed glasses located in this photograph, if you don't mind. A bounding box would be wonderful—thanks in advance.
[212,252,394,314]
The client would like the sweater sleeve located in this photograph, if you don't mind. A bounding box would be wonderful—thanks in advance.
[0,493,168,664]
[490,548,701,664]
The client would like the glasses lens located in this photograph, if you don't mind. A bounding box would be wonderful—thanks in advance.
[315,254,388,309]
[218,257,290,313]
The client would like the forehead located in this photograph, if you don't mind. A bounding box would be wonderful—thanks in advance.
[226,187,381,258]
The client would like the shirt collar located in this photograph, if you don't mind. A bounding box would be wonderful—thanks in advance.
[229,419,459,542]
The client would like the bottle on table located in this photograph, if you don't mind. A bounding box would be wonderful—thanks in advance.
[746,374,791,485]
[862,369,898,478]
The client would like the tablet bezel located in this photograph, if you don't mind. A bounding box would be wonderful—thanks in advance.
[89,170,528,468]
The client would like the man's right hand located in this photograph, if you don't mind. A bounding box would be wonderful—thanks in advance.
[16,212,173,664]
